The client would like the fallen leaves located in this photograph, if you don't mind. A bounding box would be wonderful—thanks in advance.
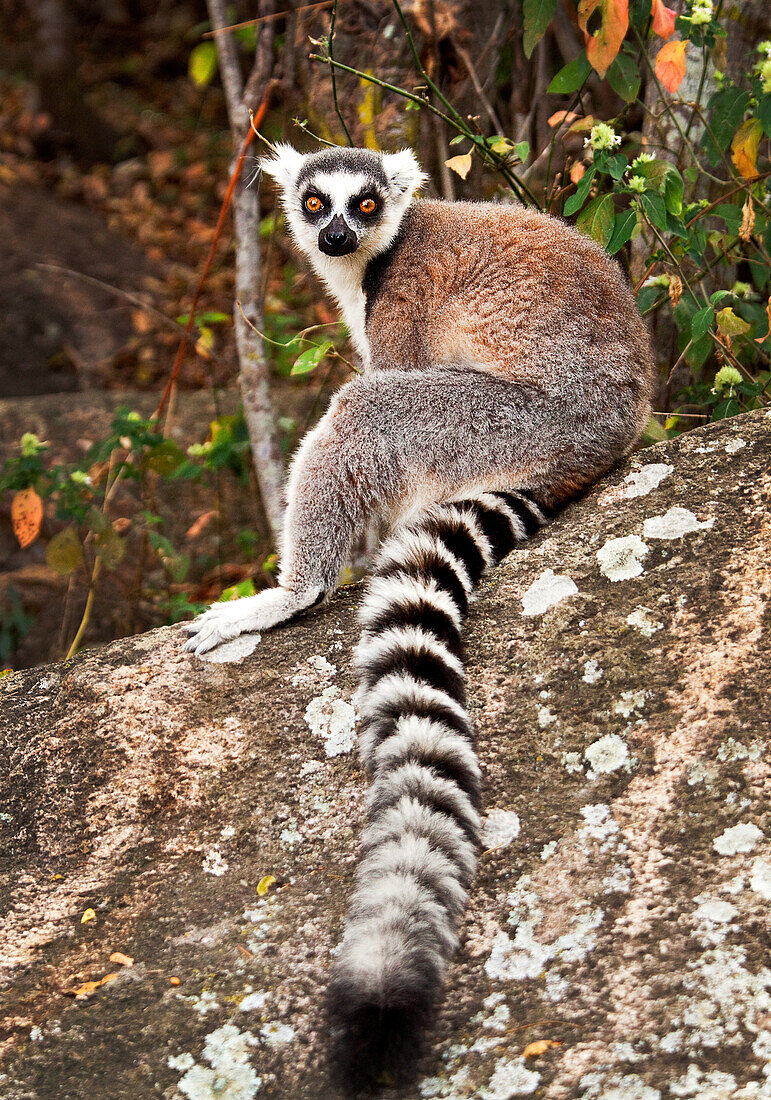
[80,908,96,924]
[523,1039,562,1059]
[109,952,134,968]
[11,488,43,549]
[655,39,689,94]
[257,875,277,897]
[66,973,118,999]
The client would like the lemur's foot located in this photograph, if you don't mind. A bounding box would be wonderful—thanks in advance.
[182,586,320,657]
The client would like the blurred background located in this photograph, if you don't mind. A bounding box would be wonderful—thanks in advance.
[0,0,768,670]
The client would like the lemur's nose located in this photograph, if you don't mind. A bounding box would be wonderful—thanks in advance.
[319,215,358,257]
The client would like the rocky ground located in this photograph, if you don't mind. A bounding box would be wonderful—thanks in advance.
[1,409,769,1099]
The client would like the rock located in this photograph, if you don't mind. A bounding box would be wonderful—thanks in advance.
[1,409,769,1099]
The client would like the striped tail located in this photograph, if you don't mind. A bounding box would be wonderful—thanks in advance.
[327,490,549,1091]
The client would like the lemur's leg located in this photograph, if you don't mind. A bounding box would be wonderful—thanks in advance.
[183,364,632,655]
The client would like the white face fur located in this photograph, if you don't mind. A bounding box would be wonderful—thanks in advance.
[259,144,427,268]
[259,145,427,366]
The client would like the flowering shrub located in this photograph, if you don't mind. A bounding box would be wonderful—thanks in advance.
[313,0,770,435]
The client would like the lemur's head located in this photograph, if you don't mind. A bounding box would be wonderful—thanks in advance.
[259,145,427,264]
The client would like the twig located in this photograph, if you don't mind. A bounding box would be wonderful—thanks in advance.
[330,0,353,146]
[154,81,278,425]
[203,0,332,37]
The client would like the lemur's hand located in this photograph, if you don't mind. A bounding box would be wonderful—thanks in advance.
[182,586,318,657]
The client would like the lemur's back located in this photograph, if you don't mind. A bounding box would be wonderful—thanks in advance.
[365,199,654,395]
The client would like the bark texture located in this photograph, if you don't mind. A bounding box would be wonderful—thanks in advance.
[1,409,770,1099]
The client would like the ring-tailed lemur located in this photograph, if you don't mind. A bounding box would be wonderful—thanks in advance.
[184,145,654,1090]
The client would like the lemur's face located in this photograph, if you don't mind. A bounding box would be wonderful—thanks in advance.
[260,145,427,265]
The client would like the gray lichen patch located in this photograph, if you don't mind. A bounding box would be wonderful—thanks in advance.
[1,410,770,1099]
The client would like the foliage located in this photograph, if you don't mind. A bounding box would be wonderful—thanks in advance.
[311,0,771,436]
[0,409,273,661]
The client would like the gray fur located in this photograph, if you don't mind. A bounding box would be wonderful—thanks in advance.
[183,145,654,1088]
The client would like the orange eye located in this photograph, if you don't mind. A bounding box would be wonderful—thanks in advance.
[304,195,323,213]
[359,197,377,215]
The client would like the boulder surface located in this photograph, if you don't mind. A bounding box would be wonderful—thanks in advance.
[2,410,770,1100]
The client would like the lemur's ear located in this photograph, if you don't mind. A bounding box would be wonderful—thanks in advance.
[258,143,306,191]
[382,149,428,197]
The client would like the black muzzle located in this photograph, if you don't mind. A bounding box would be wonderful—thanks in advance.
[318,215,358,257]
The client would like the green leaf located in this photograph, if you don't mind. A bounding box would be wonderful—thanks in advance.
[712,203,742,236]
[523,0,557,57]
[547,53,592,94]
[189,42,219,88]
[606,153,628,181]
[93,525,125,570]
[564,167,596,216]
[639,191,668,233]
[716,307,751,338]
[514,140,530,163]
[290,341,333,376]
[691,306,713,341]
[710,289,731,306]
[759,94,771,139]
[46,526,83,576]
[219,578,257,601]
[702,87,750,165]
[606,52,641,103]
[576,193,615,248]
[607,209,637,254]
[144,440,185,476]
[662,168,683,216]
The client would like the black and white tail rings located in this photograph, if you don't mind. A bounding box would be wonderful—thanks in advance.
[327,491,548,1091]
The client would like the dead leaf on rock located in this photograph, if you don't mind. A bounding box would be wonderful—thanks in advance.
[109,952,134,968]
[257,875,276,897]
[80,908,96,924]
[523,1039,562,1059]
[66,973,119,999]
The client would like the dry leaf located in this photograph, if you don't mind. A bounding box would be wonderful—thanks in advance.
[655,39,688,94]
[548,110,579,128]
[186,511,217,540]
[731,119,762,180]
[257,875,277,897]
[739,195,755,242]
[11,487,43,549]
[445,153,473,180]
[80,908,96,924]
[570,163,587,184]
[651,0,677,38]
[668,274,683,307]
[67,973,118,999]
[109,952,134,968]
[523,1039,562,1059]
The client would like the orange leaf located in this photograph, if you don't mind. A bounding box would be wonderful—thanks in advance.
[523,1039,562,1059]
[445,153,473,180]
[655,39,688,93]
[11,488,43,549]
[731,119,762,180]
[109,952,134,968]
[548,110,579,128]
[570,163,587,183]
[651,0,677,38]
[67,973,119,999]
[577,0,629,79]
[186,510,217,540]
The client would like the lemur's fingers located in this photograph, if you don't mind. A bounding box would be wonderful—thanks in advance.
[182,587,320,657]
